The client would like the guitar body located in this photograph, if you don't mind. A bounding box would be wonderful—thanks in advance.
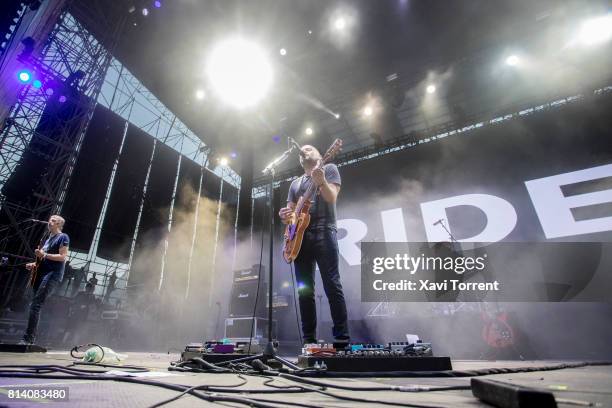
[283,201,311,263]
[28,246,43,288]
[481,311,514,349]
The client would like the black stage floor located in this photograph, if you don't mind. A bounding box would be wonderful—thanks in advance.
[0,351,610,407]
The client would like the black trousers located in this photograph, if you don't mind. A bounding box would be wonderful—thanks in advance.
[293,228,349,342]
[24,272,59,343]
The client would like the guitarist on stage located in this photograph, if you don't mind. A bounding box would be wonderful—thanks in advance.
[20,214,70,345]
[279,145,350,345]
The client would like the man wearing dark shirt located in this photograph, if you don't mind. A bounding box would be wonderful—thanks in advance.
[21,214,70,345]
[279,145,349,344]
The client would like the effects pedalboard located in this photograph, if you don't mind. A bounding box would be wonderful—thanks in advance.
[298,340,452,372]
[180,340,263,365]
[179,339,452,372]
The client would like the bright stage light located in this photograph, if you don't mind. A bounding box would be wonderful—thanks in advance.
[426,84,436,94]
[334,113,340,119]
[58,95,67,103]
[578,14,612,46]
[505,55,520,66]
[17,69,32,84]
[32,79,42,88]
[334,17,347,30]
[282,281,290,288]
[195,89,206,100]
[219,157,229,166]
[142,8,149,16]
[305,127,313,136]
[206,38,273,109]
[154,1,161,8]
[363,105,373,116]
[279,48,287,56]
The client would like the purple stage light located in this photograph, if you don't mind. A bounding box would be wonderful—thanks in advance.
[17,69,32,83]
[58,95,67,103]
[45,88,54,96]
[32,79,42,88]
[230,152,238,158]
[272,135,281,144]
[154,0,161,8]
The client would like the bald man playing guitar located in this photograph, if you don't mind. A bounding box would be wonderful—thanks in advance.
[279,144,349,345]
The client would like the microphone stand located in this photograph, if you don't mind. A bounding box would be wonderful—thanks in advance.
[213,141,300,370]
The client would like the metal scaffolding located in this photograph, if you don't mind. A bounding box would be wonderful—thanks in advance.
[0,4,125,309]
[0,8,122,254]
[0,2,242,308]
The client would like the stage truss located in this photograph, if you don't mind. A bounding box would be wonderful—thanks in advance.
[0,4,241,309]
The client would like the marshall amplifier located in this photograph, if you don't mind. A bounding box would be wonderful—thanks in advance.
[233,264,264,284]
[229,265,266,317]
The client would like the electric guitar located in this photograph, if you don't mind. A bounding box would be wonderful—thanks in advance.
[28,242,44,288]
[282,139,342,263]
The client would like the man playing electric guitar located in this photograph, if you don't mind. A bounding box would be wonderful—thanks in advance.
[20,214,70,345]
[278,145,349,345]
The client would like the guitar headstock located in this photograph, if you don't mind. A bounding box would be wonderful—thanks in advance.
[321,139,343,164]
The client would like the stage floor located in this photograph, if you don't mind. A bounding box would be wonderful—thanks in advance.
[0,351,610,407]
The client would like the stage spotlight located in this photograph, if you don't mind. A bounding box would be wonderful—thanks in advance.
[206,38,273,109]
[363,105,373,116]
[426,84,436,94]
[142,8,149,16]
[505,55,520,66]
[334,17,347,30]
[17,69,32,84]
[58,95,67,103]
[154,0,161,8]
[230,152,238,159]
[578,14,612,46]
[195,89,206,100]
[282,281,290,288]
[32,79,42,88]
[128,5,136,13]
[45,88,54,96]
[308,30,313,35]
[272,135,281,144]
[305,127,314,136]
[219,157,229,166]
[334,113,341,119]
[279,48,287,56]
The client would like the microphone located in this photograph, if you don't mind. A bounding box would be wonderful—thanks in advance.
[289,138,305,157]
[433,219,444,226]
[30,219,49,224]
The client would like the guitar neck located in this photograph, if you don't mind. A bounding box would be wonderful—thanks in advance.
[292,138,342,215]
[295,162,328,213]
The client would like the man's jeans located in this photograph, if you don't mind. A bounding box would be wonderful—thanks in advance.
[293,228,349,342]
[24,273,59,343]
